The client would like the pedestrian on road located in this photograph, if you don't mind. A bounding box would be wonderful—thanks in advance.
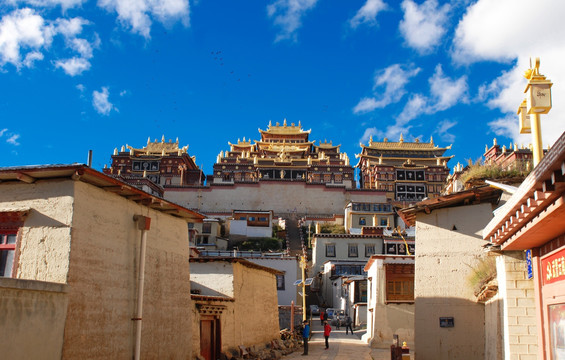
[345,314,354,335]
[320,310,325,325]
[323,310,328,323]
[323,321,332,349]
[302,320,310,355]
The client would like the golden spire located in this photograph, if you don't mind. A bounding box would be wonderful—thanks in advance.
[399,133,404,143]
[121,145,125,152]
[493,138,497,146]
[485,144,488,152]
[147,137,151,145]
[161,135,165,142]
[283,118,287,127]
[430,136,434,146]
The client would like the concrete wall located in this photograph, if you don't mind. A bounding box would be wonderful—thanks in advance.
[191,262,235,297]
[246,257,299,306]
[496,251,538,359]
[62,180,193,359]
[0,278,68,360]
[485,292,503,360]
[414,203,493,360]
[165,182,385,215]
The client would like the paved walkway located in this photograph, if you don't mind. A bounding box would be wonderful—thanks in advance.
[282,321,371,360]
[282,322,414,360]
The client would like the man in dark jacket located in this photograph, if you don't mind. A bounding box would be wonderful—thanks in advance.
[302,320,310,355]
[345,314,354,335]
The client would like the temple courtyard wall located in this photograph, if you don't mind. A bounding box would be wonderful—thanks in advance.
[165,182,388,215]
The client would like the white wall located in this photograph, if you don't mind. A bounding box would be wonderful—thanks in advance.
[190,262,234,297]
[246,257,299,305]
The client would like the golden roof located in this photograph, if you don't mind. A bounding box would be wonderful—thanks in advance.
[315,140,340,149]
[360,134,451,151]
[127,135,188,155]
[228,137,254,147]
[258,119,311,135]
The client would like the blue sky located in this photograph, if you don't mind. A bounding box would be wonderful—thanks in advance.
[1,0,564,182]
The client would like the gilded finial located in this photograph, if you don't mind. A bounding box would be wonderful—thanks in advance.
[283,118,287,127]
[399,133,404,142]
[121,145,125,152]
[113,148,118,155]
[430,136,434,145]
[176,137,179,143]
[161,135,165,142]
[269,120,272,128]
[493,138,497,146]
[485,144,488,152]
[369,135,373,144]
[298,121,301,128]
[147,137,151,145]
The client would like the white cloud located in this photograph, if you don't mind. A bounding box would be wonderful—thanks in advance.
[7,134,20,146]
[353,63,420,114]
[399,0,450,54]
[22,50,43,67]
[98,0,190,38]
[360,64,467,141]
[0,8,54,69]
[7,0,86,10]
[349,0,388,29]
[55,56,90,75]
[360,127,382,144]
[92,87,116,115]
[436,119,457,143]
[267,0,318,42]
[397,94,427,125]
[453,0,565,146]
[0,129,21,146]
[55,17,89,38]
[428,64,468,111]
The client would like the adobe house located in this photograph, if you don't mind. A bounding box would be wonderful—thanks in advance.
[0,164,204,359]
[483,131,565,359]
[189,257,282,359]
[362,255,415,348]
[398,185,503,359]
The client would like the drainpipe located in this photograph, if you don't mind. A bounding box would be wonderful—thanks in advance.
[133,215,151,360]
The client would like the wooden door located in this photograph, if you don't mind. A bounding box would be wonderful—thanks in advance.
[200,316,221,360]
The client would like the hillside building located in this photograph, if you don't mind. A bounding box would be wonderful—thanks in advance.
[103,136,205,194]
[356,134,453,204]
[210,120,354,188]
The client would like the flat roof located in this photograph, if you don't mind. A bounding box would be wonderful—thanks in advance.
[0,164,205,222]
[397,185,502,226]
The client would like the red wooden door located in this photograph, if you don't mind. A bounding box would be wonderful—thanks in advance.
[200,319,214,360]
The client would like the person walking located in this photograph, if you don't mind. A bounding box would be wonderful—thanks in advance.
[323,321,332,350]
[302,320,310,355]
[345,314,354,335]
[320,310,325,325]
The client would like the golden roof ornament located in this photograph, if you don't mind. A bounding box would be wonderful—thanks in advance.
[399,133,404,143]
[283,118,287,127]
[493,138,497,146]
[161,135,165,142]
[113,148,118,155]
[383,137,388,142]
[430,136,434,146]
[121,145,125,152]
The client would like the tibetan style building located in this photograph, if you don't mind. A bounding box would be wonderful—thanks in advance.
[210,120,354,188]
[103,136,204,196]
[356,134,453,203]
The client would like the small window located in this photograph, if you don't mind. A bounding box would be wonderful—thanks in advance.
[276,274,285,290]
[380,217,388,227]
[365,244,376,257]
[249,217,255,221]
[359,217,366,225]
[0,211,25,278]
[202,223,212,234]
[258,217,267,221]
[239,216,246,220]
[348,244,358,258]
[326,244,336,257]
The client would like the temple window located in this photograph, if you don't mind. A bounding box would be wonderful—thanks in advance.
[326,244,336,257]
[348,244,359,258]
[359,217,366,225]
[202,223,212,234]
[365,244,376,257]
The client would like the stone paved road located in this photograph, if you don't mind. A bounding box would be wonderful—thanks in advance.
[282,321,372,360]
[282,322,414,360]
